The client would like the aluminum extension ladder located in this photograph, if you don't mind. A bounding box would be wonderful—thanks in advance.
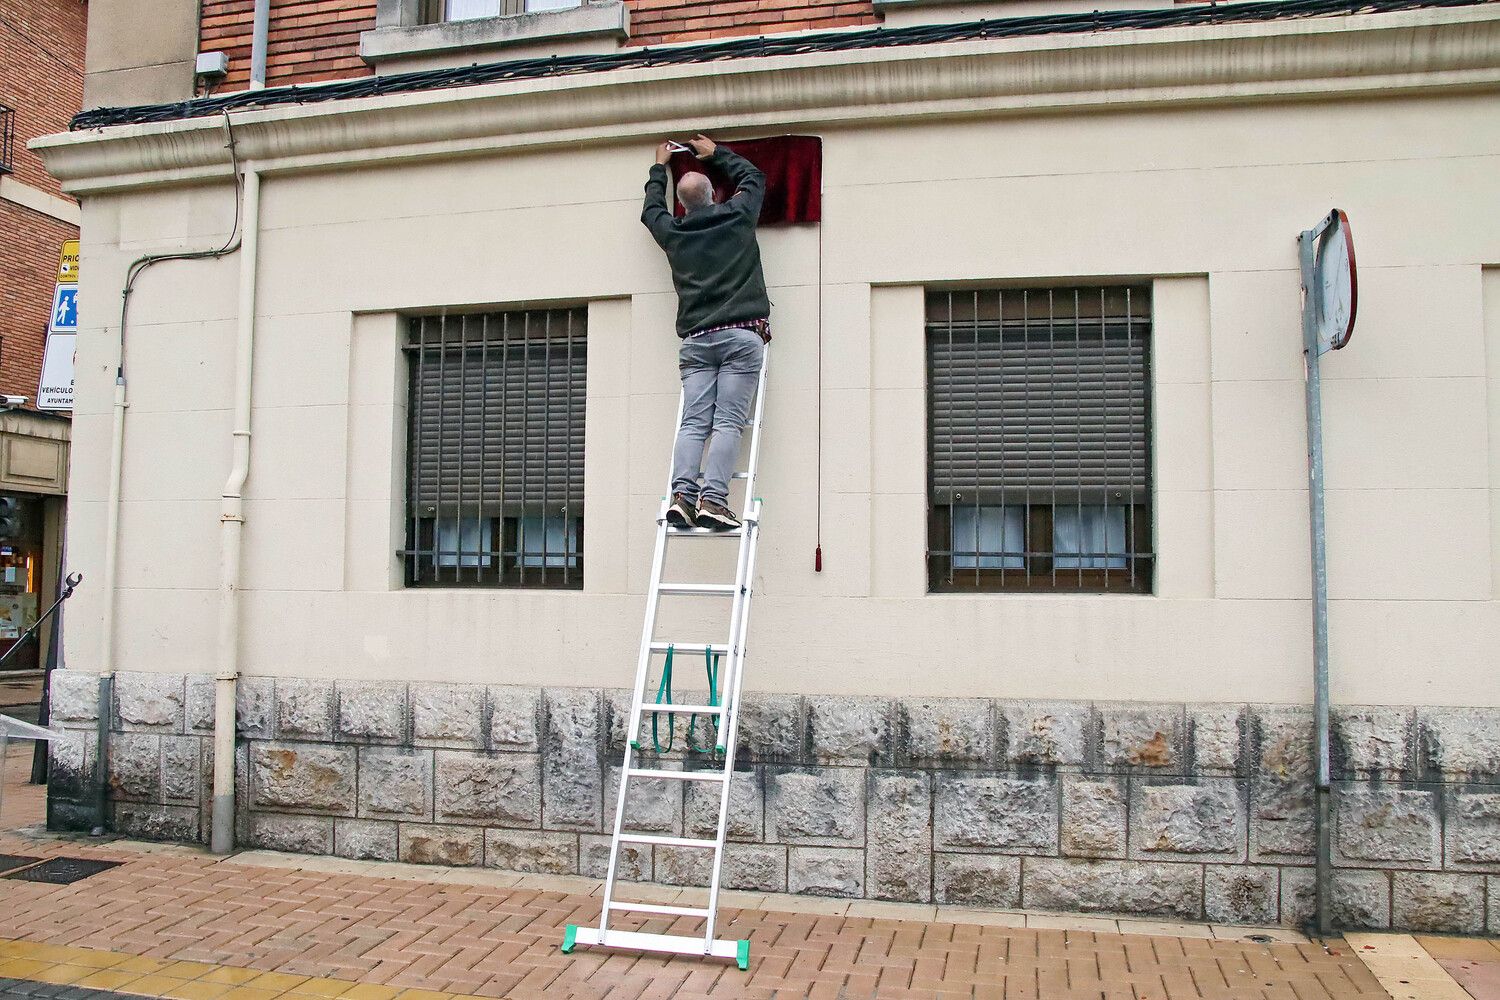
[562,348,769,971]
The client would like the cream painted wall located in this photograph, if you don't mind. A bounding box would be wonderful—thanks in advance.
[63,91,1500,706]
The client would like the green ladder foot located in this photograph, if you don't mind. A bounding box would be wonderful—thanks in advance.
[560,924,578,953]
[736,939,750,971]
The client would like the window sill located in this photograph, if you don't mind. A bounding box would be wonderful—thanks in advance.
[361,2,629,69]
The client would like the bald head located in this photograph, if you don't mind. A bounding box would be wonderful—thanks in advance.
[677,173,715,213]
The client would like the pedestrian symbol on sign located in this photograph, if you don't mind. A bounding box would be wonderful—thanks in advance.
[50,285,78,333]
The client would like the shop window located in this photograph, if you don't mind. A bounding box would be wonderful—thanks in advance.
[926,286,1154,594]
[403,308,586,589]
[0,495,44,669]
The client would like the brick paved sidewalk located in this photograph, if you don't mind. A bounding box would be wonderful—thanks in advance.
[0,745,1406,999]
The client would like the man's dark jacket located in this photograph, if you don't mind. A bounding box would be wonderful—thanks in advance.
[642,149,770,338]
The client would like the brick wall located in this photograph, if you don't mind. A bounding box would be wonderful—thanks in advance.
[200,0,380,91]
[628,0,876,45]
[0,202,76,404]
[0,0,85,197]
[197,0,878,90]
[0,0,84,409]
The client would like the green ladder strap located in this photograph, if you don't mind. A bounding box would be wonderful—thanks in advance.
[630,644,678,754]
[629,645,724,758]
[651,645,675,753]
[686,647,720,755]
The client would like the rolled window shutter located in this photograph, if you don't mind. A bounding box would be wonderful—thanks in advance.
[927,289,1150,506]
[408,309,587,516]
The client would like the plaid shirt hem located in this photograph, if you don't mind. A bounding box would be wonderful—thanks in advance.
[685,318,772,343]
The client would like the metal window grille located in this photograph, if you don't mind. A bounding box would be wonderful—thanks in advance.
[926,286,1154,593]
[403,308,586,588]
[0,104,14,175]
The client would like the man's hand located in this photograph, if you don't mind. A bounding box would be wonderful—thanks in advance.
[655,142,674,166]
[688,134,716,159]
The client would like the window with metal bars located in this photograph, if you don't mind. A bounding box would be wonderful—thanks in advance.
[403,308,586,588]
[926,286,1154,594]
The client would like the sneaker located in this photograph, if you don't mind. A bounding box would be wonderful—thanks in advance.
[666,493,698,529]
[696,500,741,532]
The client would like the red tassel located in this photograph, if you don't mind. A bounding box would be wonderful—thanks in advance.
[814,545,823,572]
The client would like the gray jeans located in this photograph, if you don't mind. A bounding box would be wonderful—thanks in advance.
[671,327,765,506]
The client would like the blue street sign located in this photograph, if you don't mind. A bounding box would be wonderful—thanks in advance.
[50,284,78,333]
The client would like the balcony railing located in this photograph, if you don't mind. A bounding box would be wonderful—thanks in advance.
[0,103,14,175]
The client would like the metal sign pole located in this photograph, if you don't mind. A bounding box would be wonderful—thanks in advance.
[1298,215,1340,939]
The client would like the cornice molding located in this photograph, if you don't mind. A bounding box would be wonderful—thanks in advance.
[34,5,1500,195]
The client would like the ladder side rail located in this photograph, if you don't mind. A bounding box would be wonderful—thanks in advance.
[718,347,768,728]
[711,350,766,736]
[697,350,769,947]
[737,347,771,520]
[670,363,761,954]
[699,351,768,949]
[597,388,688,938]
[590,346,768,959]
[703,504,763,948]
[598,515,671,937]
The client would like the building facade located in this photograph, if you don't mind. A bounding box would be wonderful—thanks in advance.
[35,0,1500,934]
[0,0,84,672]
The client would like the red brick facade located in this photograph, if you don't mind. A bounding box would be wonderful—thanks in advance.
[630,0,875,45]
[201,0,379,91]
[0,0,85,407]
[197,0,879,90]
[0,203,76,404]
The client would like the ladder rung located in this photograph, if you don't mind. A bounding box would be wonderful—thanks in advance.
[606,900,713,918]
[637,703,722,716]
[648,642,729,654]
[617,833,719,848]
[627,768,728,782]
[658,583,738,595]
[567,926,746,965]
[666,526,744,537]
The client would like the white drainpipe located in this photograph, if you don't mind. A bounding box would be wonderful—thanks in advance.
[212,168,261,854]
[250,0,270,90]
[93,364,129,833]
[92,114,249,838]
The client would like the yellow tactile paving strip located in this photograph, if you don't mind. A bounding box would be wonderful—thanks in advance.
[0,940,463,1000]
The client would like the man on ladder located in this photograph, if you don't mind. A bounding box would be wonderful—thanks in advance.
[641,134,771,533]
[561,137,773,969]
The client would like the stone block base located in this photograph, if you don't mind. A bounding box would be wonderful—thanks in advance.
[45,671,1500,934]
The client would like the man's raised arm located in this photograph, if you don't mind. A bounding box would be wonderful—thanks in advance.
[641,142,675,246]
[716,149,765,220]
[686,135,764,221]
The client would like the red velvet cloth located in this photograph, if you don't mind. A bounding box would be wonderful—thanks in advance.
[669,135,822,225]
